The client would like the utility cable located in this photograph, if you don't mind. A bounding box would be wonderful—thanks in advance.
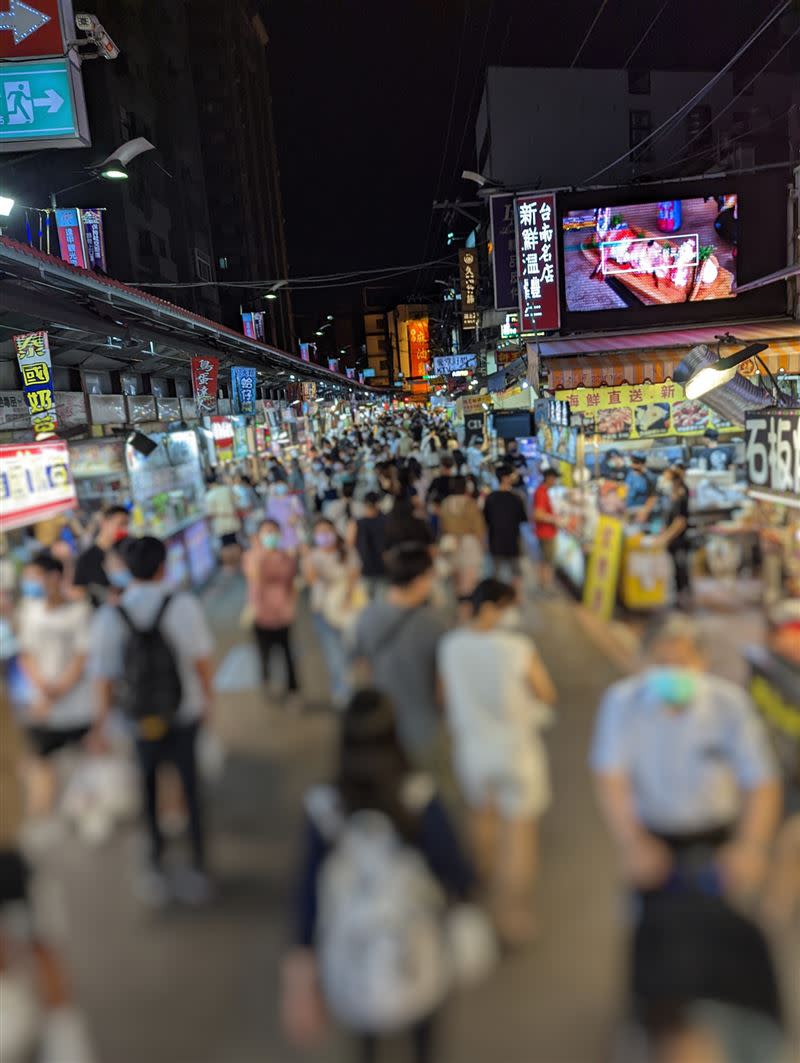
[570,0,612,68]
[624,0,671,68]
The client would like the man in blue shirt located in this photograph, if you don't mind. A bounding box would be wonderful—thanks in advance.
[624,452,656,522]
[591,613,780,899]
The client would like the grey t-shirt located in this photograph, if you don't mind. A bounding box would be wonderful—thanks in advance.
[352,600,447,759]
[90,582,214,725]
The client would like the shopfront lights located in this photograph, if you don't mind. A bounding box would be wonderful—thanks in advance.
[683,342,770,400]
[0,195,15,217]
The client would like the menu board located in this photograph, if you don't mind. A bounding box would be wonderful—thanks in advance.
[556,381,737,440]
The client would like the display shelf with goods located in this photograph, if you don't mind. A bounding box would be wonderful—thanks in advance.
[126,430,206,542]
[69,439,130,514]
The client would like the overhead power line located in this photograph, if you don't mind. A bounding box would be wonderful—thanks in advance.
[582,0,792,184]
[624,0,671,68]
[570,0,612,68]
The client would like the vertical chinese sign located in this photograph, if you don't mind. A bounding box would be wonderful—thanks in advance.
[745,409,800,507]
[490,193,518,310]
[14,330,57,437]
[459,248,479,329]
[81,209,107,272]
[514,193,560,333]
[407,319,430,379]
[231,366,257,415]
[190,355,219,415]
[583,515,624,620]
[241,312,266,341]
[54,209,87,269]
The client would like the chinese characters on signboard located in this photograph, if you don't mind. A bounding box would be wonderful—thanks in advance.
[54,208,87,269]
[490,194,518,310]
[459,248,479,329]
[80,209,106,272]
[14,330,57,436]
[231,366,257,415]
[190,355,219,414]
[433,354,477,376]
[0,440,77,531]
[407,319,430,379]
[745,409,800,507]
[514,193,560,333]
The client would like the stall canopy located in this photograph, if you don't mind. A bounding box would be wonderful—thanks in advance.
[538,319,800,390]
[0,237,386,401]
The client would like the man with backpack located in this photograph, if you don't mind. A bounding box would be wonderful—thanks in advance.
[89,537,215,906]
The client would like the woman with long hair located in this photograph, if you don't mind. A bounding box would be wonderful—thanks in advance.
[281,689,475,1062]
[303,518,359,709]
[243,518,300,705]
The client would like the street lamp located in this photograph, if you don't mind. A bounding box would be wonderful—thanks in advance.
[98,137,156,182]
[0,196,14,217]
[265,279,287,300]
[682,342,787,403]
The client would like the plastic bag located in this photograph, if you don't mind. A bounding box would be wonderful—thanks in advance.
[446,903,498,988]
[60,755,139,845]
[213,642,263,692]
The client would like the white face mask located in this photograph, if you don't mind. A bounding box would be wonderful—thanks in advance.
[498,606,522,630]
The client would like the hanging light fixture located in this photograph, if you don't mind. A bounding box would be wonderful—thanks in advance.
[674,344,774,425]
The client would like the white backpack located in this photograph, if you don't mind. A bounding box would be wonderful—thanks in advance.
[311,789,451,1034]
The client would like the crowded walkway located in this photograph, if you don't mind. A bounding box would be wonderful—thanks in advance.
[1,407,798,1063]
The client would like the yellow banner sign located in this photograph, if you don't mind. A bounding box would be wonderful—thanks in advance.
[555,380,736,439]
[583,515,624,620]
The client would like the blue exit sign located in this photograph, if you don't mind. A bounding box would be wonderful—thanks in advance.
[0,56,90,149]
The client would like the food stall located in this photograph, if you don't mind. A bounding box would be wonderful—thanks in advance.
[69,438,130,514]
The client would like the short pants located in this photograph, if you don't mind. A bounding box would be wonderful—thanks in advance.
[538,538,557,565]
[27,724,90,758]
[455,739,551,820]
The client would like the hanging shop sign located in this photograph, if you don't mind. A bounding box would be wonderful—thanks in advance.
[232,414,249,459]
[14,329,57,435]
[745,407,800,509]
[241,311,265,341]
[514,193,560,334]
[555,381,737,439]
[327,358,339,374]
[231,366,257,415]
[433,354,477,376]
[461,394,486,415]
[0,438,76,530]
[459,248,479,329]
[80,208,106,271]
[211,415,234,462]
[190,355,218,415]
[0,54,90,150]
[54,207,86,267]
[583,515,624,620]
[490,193,518,311]
[407,319,430,379]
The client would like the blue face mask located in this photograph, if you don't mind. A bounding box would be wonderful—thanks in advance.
[109,569,132,589]
[272,482,289,496]
[261,533,281,550]
[646,667,698,707]
[21,580,45,600]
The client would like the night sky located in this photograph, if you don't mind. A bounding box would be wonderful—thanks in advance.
[265,0,798,322]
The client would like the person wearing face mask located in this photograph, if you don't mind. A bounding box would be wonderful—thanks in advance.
[244,519,300,705]
[266,476,306,552]
[17,552,94,816]
[591,613,781,901]
[652,463,692,605]
[303,519,358,709]
[438,580,557,946]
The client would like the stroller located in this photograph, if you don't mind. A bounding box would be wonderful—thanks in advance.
[615,847,787,1063]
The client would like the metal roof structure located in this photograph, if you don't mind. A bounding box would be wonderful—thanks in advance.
[0,237,383,398]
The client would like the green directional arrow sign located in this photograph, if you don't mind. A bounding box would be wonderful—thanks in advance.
[0,57,90,148]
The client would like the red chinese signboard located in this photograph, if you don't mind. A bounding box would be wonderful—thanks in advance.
[407,318,430,379]
[190,355,219,415]
[514,193,561,334]
[0,0,66,60]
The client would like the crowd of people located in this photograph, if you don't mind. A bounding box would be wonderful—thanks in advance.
[0,407,798,1063]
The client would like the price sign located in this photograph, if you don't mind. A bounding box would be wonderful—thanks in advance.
[745,408,800,508]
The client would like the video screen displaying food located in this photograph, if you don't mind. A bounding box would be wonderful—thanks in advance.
[562,196,737,311]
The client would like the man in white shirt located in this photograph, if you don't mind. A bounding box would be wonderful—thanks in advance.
[90,537,215,905]
[204,472,241,567]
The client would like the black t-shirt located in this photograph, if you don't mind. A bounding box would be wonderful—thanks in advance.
[666,489,690,551]
[426,475,453,507]
[384,516,434,552]
[74,544,110,606]
[356,514,387,578]
[483,490,528,558]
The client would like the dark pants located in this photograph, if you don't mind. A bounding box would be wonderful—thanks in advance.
[254,624,299,692]
[671,545,691,596]
[359,1015,436,1063]
[135,722,204,872]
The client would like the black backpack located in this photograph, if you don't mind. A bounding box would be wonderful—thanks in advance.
[117,596,183,728]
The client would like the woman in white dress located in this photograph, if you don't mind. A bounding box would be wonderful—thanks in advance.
[438,579,556,945]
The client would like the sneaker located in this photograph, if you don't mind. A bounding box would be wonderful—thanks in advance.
[172,869,214,906]
[134,867,170,909]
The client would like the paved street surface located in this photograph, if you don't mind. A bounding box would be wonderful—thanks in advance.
[32,576,798,1063]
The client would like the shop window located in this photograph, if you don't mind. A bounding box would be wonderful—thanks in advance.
[194,248,214,283]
